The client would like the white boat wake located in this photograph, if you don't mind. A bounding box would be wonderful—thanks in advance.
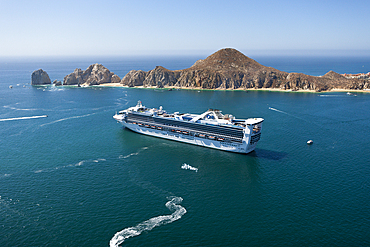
[268,107,288,114]
[268,106,317,125]
[109,196,186,247]
[0,115,48,122]
[119,147,150,159]
[39,112,96,127]
[181,163,198,172]
[33,158,106,174]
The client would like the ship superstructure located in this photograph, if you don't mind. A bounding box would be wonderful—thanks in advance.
[113,101,263,154]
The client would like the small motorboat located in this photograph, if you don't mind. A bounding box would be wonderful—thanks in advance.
[307,140,313,145]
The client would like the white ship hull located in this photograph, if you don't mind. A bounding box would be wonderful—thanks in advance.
[113,101,263,154]
[122,122,258,153]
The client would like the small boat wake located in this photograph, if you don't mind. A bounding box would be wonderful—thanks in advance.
[119,147,150,159]
[181,163,198,172]
[109,196,186,247]
[33,158,106,174]
[268,106,318,126]
[0,115,48,122]
[110,153,187,246]
[268,107,288,114]
[319,94,343,97]
[39,112,97,127]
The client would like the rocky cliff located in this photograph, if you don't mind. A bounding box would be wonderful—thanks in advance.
[120,48,369,91]
[31,69,51,85]
[63,63,121,86]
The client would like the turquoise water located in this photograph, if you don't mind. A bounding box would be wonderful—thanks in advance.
[1,57,370,246]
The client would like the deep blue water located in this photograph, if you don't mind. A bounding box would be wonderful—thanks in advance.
[1,56,370,246]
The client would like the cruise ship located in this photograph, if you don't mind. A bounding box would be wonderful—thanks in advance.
[113,101,263,154]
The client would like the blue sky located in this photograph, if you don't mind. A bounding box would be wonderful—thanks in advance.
[0,0,369,57]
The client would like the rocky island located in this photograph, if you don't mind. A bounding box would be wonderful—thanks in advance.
[32,48,370,92]
[63,63,121,86]
[31,69,51,85]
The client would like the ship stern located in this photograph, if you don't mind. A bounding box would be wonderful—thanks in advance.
[244,118,264,153]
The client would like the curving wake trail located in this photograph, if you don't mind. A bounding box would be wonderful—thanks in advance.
[109,196,186,247]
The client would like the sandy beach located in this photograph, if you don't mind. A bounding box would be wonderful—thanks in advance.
[97,83,369,93]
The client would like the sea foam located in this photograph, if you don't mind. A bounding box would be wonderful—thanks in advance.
[181,163,198,172]
[109,196,186,247]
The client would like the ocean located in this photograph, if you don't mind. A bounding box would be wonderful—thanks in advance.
[1,55,370,246]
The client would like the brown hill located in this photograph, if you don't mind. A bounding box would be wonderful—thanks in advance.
[188,48,266,71]
[42,48,369,91]
[122,48,292,90]
[120,48,370,91]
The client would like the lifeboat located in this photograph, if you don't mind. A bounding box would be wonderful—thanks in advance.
[208,136,216,140]
[199,134,205,138]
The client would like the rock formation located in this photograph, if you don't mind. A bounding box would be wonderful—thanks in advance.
[31,69,51,85]
[63,63,121,86]
[120,48,370,91]
[53,80,62,86]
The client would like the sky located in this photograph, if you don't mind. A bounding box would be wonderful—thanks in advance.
[0,0,369,57]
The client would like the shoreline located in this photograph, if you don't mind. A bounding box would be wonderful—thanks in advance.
[31,83,370,93]
[96,83,370,93]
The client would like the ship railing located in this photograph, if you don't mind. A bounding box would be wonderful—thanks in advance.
[250,133,261,144]
[127,119,243,143]
[127,113,244,139]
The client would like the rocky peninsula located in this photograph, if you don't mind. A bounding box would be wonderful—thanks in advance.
[31,48,370,92]
[120,48,369,92]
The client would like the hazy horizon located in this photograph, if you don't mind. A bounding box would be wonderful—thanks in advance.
[1,0,369,58]
[1,48,370,61]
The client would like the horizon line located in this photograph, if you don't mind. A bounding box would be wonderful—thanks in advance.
[1,49,370,60]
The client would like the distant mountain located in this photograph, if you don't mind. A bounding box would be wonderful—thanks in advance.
[120,48,369,91]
